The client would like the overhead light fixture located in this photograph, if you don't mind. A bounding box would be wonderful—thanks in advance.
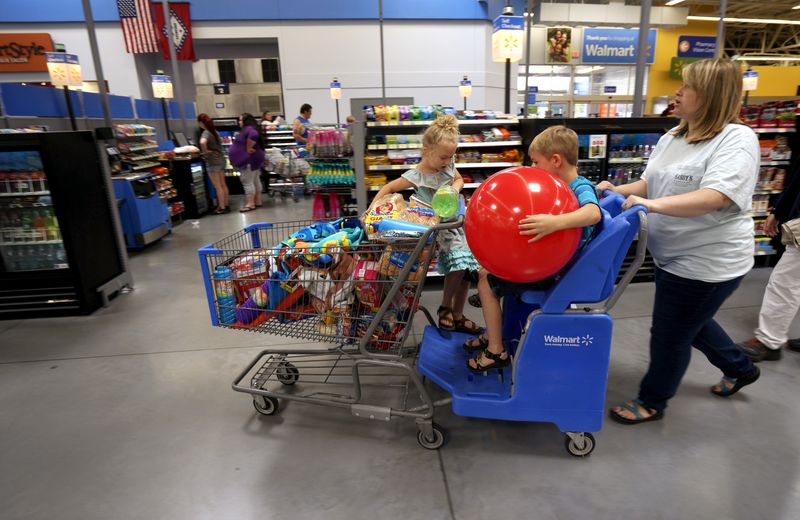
[665,0,685,5]
[733,56,800,62]
[688,15,800,26]
[793,5,800,10]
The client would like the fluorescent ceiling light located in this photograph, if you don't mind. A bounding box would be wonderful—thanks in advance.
[794,5,800,10]
[733,56,800,61]
[665,0,685,5]
[688,15,800,26]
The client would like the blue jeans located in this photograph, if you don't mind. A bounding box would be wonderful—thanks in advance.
[638,267,756,412]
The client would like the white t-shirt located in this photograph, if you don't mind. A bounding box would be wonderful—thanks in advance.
[641,124,759,282]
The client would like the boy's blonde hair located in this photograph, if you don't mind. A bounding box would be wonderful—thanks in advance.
[422,114,459,149]
[672,58,742,143]
[529,125,578,166]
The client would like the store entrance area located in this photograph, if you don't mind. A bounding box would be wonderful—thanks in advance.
[1,198,799,520]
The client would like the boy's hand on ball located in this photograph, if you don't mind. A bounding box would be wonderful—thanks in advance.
[519,214,560,243]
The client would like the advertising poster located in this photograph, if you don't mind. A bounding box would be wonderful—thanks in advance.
[546,27,572,64]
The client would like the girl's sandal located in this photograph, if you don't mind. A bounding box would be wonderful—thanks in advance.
[467,347,510,373]
[608,399,664,425]
[453,315,482,335]
[437,306,455,331]
[463,334,489,353]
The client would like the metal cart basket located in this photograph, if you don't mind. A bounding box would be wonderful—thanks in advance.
[199,217,460,448]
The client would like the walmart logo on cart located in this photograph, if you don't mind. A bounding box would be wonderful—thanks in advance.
[543,334,594,347]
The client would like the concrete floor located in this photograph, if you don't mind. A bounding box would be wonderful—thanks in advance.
[2,196,800,520]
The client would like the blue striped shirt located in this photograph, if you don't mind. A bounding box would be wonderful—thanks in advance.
[569,175,600,248]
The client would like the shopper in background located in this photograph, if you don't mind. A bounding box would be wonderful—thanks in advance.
[293,104,313,148]
[197,114,230,214]
[737,172,800,361]
[598,58,761,425]
[261,111,274,133]
[229,113,265,213]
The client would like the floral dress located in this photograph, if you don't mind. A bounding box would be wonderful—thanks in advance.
[401,160,480,275]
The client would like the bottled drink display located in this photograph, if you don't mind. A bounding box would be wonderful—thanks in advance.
[0,150,68,272]
[306,161,355,186]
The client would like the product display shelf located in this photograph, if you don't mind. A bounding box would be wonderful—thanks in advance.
[266,129,298,149]
[367,140,522,151]
[366,118,518,127]
[114,125,160,175]
[754,128,796,134]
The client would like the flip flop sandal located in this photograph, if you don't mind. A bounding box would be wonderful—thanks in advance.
[711,365,760,397]
[239,206,256,213]
[467,347,510,373]
[437,306,455,331]
[453,316,483,335]
[608,399,664,425]
[463,334,489,353]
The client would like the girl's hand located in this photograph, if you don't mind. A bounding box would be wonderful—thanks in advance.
[765,214,779,237]
[595,181,616,196]
[519,214,561,243]
[621,195,652,212]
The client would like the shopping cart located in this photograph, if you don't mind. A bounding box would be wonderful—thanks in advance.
[263,148,307,202]
[416,191,647,456]
[198,216,460,448]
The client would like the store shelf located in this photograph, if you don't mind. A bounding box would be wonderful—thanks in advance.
[755,251,777,256]
[267,136,295,141]
[753,189,783,194]
[122,153,161,162]
[266,130,293,134]
[157,186,173,193]
[366,119,517,127]
[754,128,796,134]
[367,144,422,150]
[456,162,521,168]
[116,132,156,138]
[578,158,601,163]
[762,160,791,166]
[366,140,522,151]
[122,144,159,153]
[608,157,647,164]
[130,162,161,171]
[0,239,63,246]
[749,211,770,217]
[151,173,171,180]
[0,191,50,197]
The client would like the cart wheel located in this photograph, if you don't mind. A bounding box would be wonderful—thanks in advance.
[564,432,595,457]
[268,190,276,198]
[417,423,446,450]
[276,362,299,385]
[253,396,279,416]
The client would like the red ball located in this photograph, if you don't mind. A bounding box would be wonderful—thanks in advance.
[465,166,581,283]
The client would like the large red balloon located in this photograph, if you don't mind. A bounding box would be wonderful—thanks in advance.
[465,166,581,283]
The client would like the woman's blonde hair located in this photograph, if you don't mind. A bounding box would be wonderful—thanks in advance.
[673,58,743,143]
[422,114,459,149]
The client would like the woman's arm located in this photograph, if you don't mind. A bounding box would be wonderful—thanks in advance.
[596,179,648,198]
[199,136,210,155]
[622,188,732,217]
[369,177,415,209]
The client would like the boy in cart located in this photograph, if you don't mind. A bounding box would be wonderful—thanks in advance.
[463,126,602,372]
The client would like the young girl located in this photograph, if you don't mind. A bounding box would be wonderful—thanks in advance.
[369,115,482,334]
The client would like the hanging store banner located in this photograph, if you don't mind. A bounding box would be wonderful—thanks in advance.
[669,56,701,79]
[152,2,197,61]
[581,28,656,64]
[677,35,716,58]
[492,15,524,62]
[0,33,54,72]
[45,53,82,87]
[546,27,572,64]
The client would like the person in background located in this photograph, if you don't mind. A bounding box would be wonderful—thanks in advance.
[197,113,230,214]
[293,103,313,147]
[261,111,274,133]
[599,58,761,425]
[229,113,265,213]
[737,172,800,361]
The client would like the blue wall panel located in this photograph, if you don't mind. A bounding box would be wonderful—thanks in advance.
[184,103,196,119]
[109,94,134,119]
[168,101,181,119]
[0,0,497,22]
[135,99,163,120]
[0,84,72,117]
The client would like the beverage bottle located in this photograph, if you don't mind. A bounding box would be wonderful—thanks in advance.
[44,244,55,269]
[213,266,237,325]
[21,209,33,242]
[32,209,45,241]
[55,245,67,267]
[45,209,60,240]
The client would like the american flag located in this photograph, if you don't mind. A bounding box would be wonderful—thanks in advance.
[117,0,159,54]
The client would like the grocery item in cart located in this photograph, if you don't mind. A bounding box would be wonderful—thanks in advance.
[378,245,430,282]
[353,259,383,312]
[362,193,405,233]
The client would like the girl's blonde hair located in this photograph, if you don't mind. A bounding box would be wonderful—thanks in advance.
[422,114,459,149]
[673,58,743,143]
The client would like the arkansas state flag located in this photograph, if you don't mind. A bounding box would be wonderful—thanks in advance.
[152,2,197,61]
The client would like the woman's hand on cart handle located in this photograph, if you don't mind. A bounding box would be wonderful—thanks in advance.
[596,182,616,197]
[621,195,652,212]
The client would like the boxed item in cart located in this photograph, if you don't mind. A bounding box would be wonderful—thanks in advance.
[230,252,270,303]
[378,246,430,282]
[354,259,383,311]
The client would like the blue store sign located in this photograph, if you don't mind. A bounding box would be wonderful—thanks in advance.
[677,35,716,58]
[581,28,656,64]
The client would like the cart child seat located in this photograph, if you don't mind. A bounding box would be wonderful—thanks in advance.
[416,192,647,441]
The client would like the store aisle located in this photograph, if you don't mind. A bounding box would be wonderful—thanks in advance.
[1,195,800,520]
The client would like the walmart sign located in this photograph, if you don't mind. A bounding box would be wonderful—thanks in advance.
[582,28,656,64]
